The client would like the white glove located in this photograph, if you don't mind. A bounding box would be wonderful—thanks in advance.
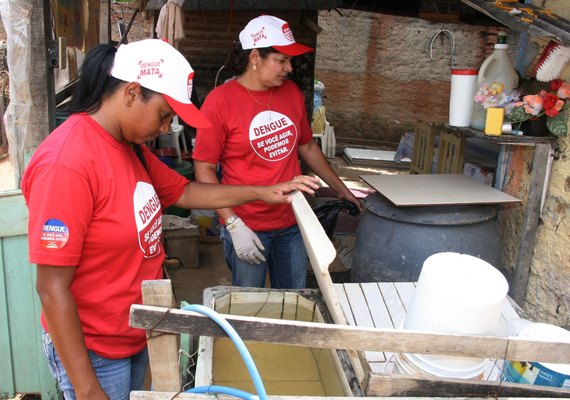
[226,217,266,264]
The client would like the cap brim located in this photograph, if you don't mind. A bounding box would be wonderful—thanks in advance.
[164,94,212,128]
[272,43,314,56]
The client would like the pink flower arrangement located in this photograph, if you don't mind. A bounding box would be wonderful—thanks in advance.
[506,79,569,136]
[515,79,569,117]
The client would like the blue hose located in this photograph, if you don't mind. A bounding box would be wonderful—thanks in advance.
[188,385,258,400]
[182,304,267,400]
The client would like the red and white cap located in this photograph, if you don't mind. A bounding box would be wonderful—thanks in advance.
[239,15,314,56]
[110,39,211,128]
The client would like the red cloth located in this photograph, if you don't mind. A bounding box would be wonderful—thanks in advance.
[193,79,313,231]
[22,114,188,358]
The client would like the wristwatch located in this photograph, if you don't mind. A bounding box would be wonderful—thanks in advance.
[225,215,238,226]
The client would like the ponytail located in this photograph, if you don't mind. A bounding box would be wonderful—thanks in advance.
[63,44,122,115]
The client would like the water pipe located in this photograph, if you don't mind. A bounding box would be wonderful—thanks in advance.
[189,385,258,400]
[181,304,267,400]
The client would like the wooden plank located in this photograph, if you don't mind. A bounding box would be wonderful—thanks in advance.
[333,285,355,325]
[290,190,366,387]
[131,393,560,400]
[359,283,393,329]
[365,371,570,397]
[511,143,550,304]
[141,280,180,392]
[129,304,570,363]
[343,283,384,363]
[360,282,392,364]
[393,282,416,312]
[378,283,406,329]
[145,0,339,10]
[460,0,570,47]
[360,174,521,207]
[311,270,367,387]
[0,191,28,237]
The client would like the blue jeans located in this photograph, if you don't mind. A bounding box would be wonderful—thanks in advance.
[221,224,308,288]
[42,331,148,400]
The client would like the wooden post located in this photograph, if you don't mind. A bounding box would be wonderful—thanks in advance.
[99,0,111,44]
[511,143,551,304]
[141,279,180,392]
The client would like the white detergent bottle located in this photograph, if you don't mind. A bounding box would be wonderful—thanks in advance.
[470,32,519,131]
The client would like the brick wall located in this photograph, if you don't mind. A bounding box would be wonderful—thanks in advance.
[315,9,517,143]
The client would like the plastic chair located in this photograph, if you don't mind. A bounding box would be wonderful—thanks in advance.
[436,130,465,174]
[410,120,436,174]
[170,118,188,163]
[155,116,188,163]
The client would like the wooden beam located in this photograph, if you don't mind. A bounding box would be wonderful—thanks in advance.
[141,280,180,392]
[460,0,570,46]
[511,143,551,304]
[145,0,339,11]
[131,392,569,400]
[365,371,570,398]
[129,304,570,364]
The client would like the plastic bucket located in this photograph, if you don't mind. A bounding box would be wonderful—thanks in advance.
[398,252,508,379]
[502,323,570,388]
[449,68,478,127]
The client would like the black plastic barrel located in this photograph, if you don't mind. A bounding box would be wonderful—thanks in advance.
[351,193,500,282]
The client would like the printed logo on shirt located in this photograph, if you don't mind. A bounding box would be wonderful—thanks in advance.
[40,219,69,250]
[250,111,297,162]
[133,182,162,258]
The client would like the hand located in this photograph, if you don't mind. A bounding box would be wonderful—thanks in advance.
[259,175,320,204]
[226,217,266,264]
[338,191,364,214]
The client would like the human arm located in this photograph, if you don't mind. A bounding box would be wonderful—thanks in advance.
[192,160,319,263]
[36,265,108,400]
[298,140,363,212]
[174,162,320,210]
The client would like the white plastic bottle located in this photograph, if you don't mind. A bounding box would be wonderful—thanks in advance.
[470,32,519,131]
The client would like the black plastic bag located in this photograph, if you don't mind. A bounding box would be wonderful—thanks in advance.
[312,200,360,239]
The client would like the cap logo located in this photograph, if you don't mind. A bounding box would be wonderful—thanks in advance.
[282,23,294,42]
[137,59,164,80]
[187,72,194,100]
[251,27,268,46]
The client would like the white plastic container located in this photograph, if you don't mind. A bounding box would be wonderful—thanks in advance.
[470,33,519,131]
[502,323,570,388]
[399,252,509,379]
[449,68,478,127]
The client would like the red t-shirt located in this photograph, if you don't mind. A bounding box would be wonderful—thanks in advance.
[21,114,188,358]
[193,79,313,231]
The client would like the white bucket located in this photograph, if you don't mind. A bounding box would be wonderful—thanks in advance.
[502,323,570,388]
[400,252,509,379]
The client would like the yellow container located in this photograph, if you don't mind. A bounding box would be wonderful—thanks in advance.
[484,107,504,136]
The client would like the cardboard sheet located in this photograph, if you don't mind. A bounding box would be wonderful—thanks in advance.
[361,174,521,206]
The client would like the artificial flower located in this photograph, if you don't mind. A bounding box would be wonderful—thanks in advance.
[505,79,569,137]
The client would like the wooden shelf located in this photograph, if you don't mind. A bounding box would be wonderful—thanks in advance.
[444,124,559,145]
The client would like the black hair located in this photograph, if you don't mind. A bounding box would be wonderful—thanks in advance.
[63,44,154,115]
[224,40,279,76]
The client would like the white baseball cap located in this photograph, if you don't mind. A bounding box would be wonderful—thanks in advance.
[110,39,211,128]
[239,15,314,56]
